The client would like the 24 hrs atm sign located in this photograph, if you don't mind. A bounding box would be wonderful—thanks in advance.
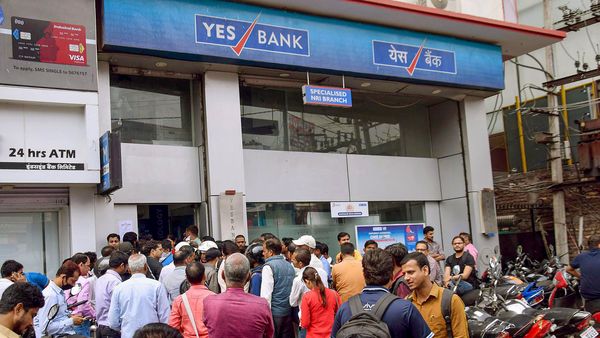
[0,147,83,171]
[195,14,309,56]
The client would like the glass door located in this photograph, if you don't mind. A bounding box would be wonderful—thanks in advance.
[0,212,60,276]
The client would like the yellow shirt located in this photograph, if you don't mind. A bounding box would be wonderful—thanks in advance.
[407,283,469,338]
[331,256,366,303]
[0,324,20,338]
[335,250,362,264]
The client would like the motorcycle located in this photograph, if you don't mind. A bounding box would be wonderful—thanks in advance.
[466,251,595,338]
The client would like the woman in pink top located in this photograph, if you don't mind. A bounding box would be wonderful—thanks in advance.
[300,267,342,338]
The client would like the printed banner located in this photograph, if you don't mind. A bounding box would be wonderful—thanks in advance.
[355,223,425,252]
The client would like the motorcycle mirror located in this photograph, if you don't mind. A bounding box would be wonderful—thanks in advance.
[494,246,499,255]
[516,245,523,255]
[452,265,460,275]
[47,304,59,321]
[549,244,555,256]
[70,283,82,296]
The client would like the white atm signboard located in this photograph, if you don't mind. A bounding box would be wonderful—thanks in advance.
[0,102,96,183]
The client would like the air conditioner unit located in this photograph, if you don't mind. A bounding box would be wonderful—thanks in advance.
[416,0,460,12]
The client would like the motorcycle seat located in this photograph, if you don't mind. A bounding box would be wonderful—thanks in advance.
[461,289,481,306]
[535,307,580,326]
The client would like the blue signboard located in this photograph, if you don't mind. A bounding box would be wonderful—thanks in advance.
[355,223,425,252]
[99,132,110,192]
[102,0,504,90]
[302,85,352,108]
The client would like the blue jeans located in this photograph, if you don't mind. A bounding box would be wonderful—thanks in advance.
[450,280,473,295]
[74,319,91,337]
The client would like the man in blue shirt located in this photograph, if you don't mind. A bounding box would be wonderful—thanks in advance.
[567,235,600,313]
[331,248,433,338]
[34,260,85,338]
[108,254,170,338]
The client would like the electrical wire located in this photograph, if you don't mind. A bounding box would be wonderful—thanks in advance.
[509,60,555,81]
[526,53,554,80]
[580,0,599,55]
[559,41,578,62]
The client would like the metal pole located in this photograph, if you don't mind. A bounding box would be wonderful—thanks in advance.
[515,96,528,173]
[544,0,569,263]
[560,86,572,165]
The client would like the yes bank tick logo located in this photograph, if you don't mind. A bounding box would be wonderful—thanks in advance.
[195,14,309,57]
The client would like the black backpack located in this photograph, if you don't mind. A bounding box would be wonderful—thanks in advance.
[390,275,408,296]
[336,293,397,338]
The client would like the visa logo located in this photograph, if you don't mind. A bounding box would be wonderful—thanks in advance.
[69,54,84,61]
[195,14,310,57]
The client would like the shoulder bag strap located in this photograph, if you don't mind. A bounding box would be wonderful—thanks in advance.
[181,292,200,338]
[441,288,453,338]
[371,293,398,321]
[348,295,364,316]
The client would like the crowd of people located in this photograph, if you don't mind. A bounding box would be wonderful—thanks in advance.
[1,225,596,338]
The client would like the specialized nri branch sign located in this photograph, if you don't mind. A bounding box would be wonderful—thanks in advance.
[195,14,309,56]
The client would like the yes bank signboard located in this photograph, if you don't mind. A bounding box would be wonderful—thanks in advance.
[102,0,504,90]
[195,15,309,57]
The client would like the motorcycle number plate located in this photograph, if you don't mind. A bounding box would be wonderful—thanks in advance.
[580,326,599,338]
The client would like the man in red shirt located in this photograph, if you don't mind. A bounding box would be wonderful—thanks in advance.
[203,253,274,338]
[169,262,214,338]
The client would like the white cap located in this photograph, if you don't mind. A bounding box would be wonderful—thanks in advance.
[293,235,316,249]
[175,242,191,251]
[198,240,218,252]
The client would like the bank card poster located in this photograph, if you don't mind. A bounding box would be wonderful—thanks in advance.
[355,223,425,252]
[12,16,87,66]
[0,0,97,90]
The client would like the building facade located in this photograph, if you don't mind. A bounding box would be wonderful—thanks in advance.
[0,0,563,274]
[484,0,600,260]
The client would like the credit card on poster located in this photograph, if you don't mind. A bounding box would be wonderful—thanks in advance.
[11,16,87,66]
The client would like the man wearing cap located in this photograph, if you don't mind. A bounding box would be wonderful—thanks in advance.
[292,235,324,271]
[198,241,218,263]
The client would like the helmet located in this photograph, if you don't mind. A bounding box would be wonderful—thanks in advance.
[245,242,264,266]
[94,256,110,278]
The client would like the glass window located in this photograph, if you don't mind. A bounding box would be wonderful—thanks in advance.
[241,85,431,157]
[110,74,193,146]
[0,212,60,276]
[247,201,424,258]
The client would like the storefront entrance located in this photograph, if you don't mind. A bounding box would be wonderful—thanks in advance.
[0,212,61,275]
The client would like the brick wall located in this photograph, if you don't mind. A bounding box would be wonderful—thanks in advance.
[494,165,600,259]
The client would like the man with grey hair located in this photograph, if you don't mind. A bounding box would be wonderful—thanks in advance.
[203,253,274,338]
[108,254,170,338]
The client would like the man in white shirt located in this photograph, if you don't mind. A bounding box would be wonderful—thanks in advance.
[0,260,26,298]
[289,249,328,308]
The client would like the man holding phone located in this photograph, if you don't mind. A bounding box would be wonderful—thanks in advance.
[0,260,27,298]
